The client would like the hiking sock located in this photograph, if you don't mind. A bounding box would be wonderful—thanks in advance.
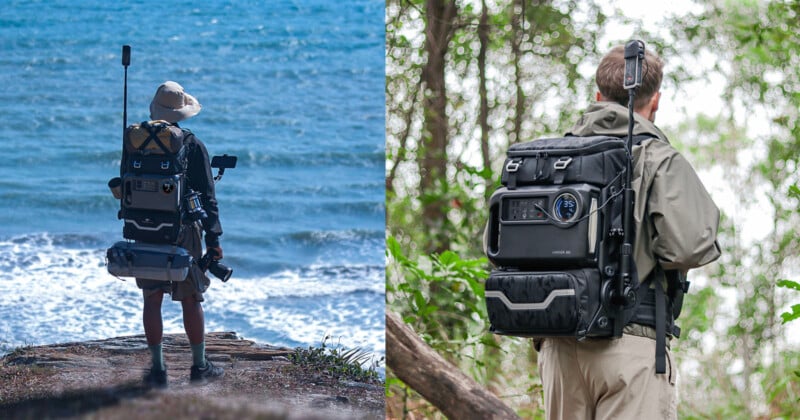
[148,344,166,371]
[190,342,206,368]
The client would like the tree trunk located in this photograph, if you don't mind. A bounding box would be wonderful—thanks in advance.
[478,0,492,198]
[386,311,520,420]
[387,77,423,195]
[419,0,457,254]
[510,0,524,145]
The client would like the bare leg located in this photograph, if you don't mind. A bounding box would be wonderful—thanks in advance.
[143,291,164,345]
[181,298,205,345]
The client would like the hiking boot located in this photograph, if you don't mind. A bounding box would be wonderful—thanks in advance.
[190,358,224,382]
[143,365,167,388]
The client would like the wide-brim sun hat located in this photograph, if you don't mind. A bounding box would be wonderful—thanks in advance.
[149,81,202,123]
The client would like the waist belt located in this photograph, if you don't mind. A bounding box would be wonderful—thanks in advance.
[631,288,681,338]
[624,323,671,349]
[628,268,679,374]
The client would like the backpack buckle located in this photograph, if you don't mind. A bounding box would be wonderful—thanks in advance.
[161,161,170,170]
[553,157,573,170]
[133,160,142,169]
[505,159,522,173]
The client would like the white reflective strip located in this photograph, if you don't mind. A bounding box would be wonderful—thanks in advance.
[588,197,598,254]
[485,289,575,311]
[124,219,174,231]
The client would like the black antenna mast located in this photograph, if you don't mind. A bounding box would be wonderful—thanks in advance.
[612,39,645,338]
[121,45,131,136]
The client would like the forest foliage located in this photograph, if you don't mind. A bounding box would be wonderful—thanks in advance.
[386,0,800,418]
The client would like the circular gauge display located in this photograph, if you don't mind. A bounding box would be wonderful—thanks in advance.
[553,192,580,223]
[162,181,175,194]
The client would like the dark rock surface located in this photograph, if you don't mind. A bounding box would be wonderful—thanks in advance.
[0,332,384,419]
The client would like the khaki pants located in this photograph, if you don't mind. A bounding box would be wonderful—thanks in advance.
[538,333,677,420]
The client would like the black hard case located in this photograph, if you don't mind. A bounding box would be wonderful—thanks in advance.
[486,183,602,269]
[487,136,627,269]
[107,241,192,282]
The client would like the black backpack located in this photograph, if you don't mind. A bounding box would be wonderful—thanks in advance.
[119,120,189,244]
[484,135,637,338]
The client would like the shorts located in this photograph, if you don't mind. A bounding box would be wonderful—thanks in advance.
[136,223,211,302]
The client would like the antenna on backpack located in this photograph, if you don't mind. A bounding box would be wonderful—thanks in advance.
[611,39,645,338]
[122,45,131,137]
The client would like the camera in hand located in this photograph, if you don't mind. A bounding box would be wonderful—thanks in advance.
[199,253,232,282]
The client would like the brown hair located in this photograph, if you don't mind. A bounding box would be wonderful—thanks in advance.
[595,45,663,109]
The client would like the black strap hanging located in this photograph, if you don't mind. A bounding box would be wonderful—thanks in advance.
[654,276,667,374]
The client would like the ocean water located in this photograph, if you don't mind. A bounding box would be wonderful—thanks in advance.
[0,0,385,362]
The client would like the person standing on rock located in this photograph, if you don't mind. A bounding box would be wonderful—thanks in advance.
[134,81,226,387]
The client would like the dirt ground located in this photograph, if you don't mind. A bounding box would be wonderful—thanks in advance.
[0,332,384,419]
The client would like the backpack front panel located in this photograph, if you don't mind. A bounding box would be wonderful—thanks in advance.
[486,136,629,339]
[119,121,188,244]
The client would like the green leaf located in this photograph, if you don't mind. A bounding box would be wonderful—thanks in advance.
[464,275,486,299]
[419,304,439,317]
[779,304,800,324]
[385,376,406,397]
[412,290,427,312]
[479,334,503,350]
[438,250,459,267]
[789,184,800,199]
[386,236,404,261]
[777,279,800,291]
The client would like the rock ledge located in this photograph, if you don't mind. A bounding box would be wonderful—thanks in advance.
[0,332,384,419]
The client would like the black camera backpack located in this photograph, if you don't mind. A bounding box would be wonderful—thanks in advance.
[119,120,189,244]
[484,135,646,339]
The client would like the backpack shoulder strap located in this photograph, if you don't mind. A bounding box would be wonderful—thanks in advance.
[179,128,198,153]
[146,121,173,154]
[629,134,653,146]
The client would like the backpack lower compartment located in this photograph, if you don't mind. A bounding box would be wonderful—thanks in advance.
[106,241,192,282]
[485,268,613,337]
[121,209,182,244]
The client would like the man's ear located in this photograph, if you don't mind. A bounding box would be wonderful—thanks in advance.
[595,91,603,102]
[650,91,661,114]
[635,91,661,121]
[645,91,661,122]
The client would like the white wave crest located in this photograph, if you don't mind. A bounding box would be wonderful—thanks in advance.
[0,237,385,359]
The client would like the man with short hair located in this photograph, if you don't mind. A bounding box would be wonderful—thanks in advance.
[536,45,721,419]
[136,81,225,387]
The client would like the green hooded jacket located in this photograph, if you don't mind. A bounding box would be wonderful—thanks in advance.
[567,101,721,281]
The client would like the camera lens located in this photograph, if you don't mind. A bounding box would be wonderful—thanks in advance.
[208,260,233,282]
[199,254,232,282]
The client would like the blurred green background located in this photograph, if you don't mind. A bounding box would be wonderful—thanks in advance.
[385,0,800,418]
